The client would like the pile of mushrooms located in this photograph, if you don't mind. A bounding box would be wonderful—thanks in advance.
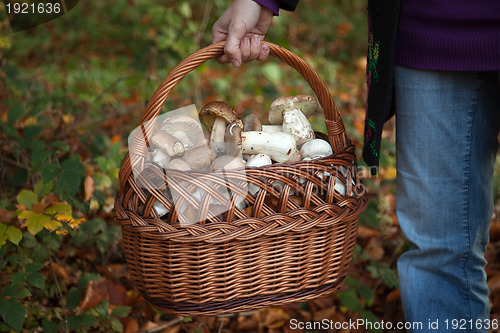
[147,94,350,223]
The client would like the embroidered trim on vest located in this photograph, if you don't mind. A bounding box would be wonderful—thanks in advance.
[367,28,380,86]
[365,117,378,157]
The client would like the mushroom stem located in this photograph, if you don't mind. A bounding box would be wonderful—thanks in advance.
[150,149,171,168]
[151,131,185,157]
[241,131,297,163]
[282,109,315,147]
[261,125,283,133]
[210,117,228,156]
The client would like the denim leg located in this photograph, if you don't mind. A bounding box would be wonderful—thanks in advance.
[395,66,500,332]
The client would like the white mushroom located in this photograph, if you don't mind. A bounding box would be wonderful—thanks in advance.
[298,140,333,196]
[150,130,185,157]
[300,140,354,197]
[212,155,246,171]
[153,188,173,217]
[246,154,272,196]
[246,153,272,167]
[150,148,171,169]
[267,94,318,125]
[153,200,169,217]
[166,158,192,171]
[261,125,283,133]
[212,155,247,210]
[159,114,203,149]
[282,108,315,146]
[194,129,211,147]
[333,166,356,197]
[182,145,216,170]
[283,150,302,164]
[241,131,297,163]
[300,139,333,159]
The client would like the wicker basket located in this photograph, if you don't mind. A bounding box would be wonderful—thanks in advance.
[113,41,367,316]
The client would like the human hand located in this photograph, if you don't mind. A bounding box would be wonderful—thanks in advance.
[212,0,273,67]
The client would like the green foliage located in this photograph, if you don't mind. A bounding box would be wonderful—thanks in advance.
[0,298,26,332]
[0,224,123,332]
[337,277,383,333]
[367,261,399,289]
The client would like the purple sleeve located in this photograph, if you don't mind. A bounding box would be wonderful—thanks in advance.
[253,0,281,16]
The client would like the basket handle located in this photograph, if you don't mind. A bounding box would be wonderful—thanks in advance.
[140,41,350,151]
[119,41,352,190]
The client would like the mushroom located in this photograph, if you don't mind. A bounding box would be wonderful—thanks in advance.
[282,108,315,146]
[166,158,192,171]
[242,114,262,131]
[267,94,318,125]
[245,154,272,196]
[297,140,333,195]
[332,166,357,197]
[261,125,283,133]
[244,151,298,195]
[194,129,211,147]
[152,189,173,217]
[199,101,242,156]
[299,140,353,197]
[153,200,169,217]
[246,153,272,167]
[212,155,247,210]
[300,139,333,159]
[212,155,246,171]
[241,131,297,163]
[283,150,302,164]
[224,122,242,157]
[149,148,171,169]
[182,145,216,170]
[159,114,203,149]
[150,130,185,157]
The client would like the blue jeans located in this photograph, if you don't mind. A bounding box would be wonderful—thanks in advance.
[395,66,500,332]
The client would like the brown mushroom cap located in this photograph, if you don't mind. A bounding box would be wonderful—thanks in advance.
[199,101,239,131]
[267,94,319,125]
[242,114,262,131]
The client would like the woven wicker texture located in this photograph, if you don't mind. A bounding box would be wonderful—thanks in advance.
[114,41,367,316]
